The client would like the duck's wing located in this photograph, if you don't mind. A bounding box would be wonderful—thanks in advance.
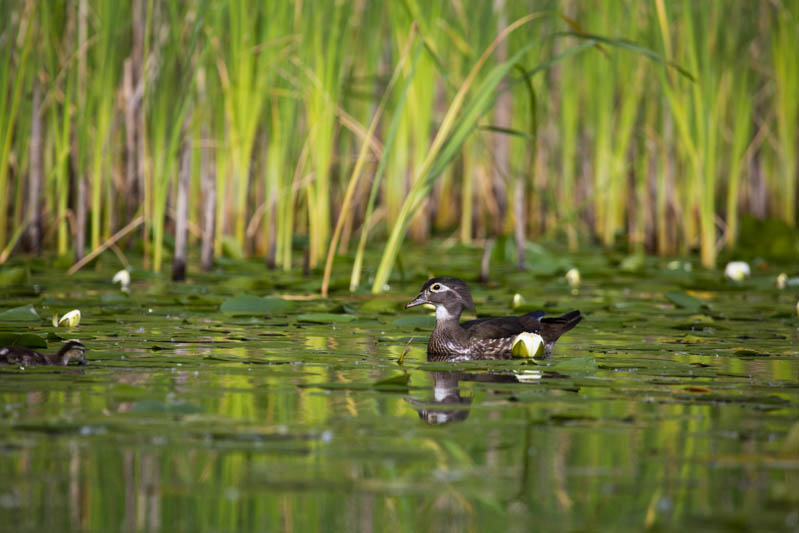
[461,314,544,340]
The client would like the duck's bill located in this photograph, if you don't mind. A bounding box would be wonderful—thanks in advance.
[405,295,427,308]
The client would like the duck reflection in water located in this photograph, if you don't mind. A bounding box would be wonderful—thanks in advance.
[407,363,553,425]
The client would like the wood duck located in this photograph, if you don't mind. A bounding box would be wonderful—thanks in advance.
[0,340,87,366]
[406,276,582,358]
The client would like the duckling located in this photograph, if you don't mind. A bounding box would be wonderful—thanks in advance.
[0,340,87,366]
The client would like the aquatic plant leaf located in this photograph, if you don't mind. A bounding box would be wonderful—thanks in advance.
[101,292,130,303]
[619,254,646,273]
[0,266,29,286]
[0,333,47,348]
[220,295,297,315]
[221,236,245,259]
[328,303,359,314]
[297,313,357,324]
[0,304,40,322]
[392,316,436,329]
[666,291,707,311]
[551,357,597,375]
[360,298,401,313]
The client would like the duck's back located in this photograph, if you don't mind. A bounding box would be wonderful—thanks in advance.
[0,347,48,366]
[461,311,546,340]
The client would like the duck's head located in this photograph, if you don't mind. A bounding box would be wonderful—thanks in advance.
[405,276,474,321]
[57,340,87,366]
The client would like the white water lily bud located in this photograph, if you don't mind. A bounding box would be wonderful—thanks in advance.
[724,261,750,281]
[57,309,81,328]
[512,332,545,358]
[565,268,581,288]
[112,269,131,291]
[777,273,787,290]
[512,293,525,309]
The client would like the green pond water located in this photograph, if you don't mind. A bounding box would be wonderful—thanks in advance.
[1,246,797,532]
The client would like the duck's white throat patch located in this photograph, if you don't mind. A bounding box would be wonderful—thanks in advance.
[435,306,455,321]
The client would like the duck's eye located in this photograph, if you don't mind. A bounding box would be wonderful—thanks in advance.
[431,283,442,292]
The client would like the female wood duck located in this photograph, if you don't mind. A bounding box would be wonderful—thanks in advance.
[406,276,581,358]
[0,340,87,366]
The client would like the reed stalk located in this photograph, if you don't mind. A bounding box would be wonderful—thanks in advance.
[0,1,793,273]
[320,27,419,297]
[772,2,798,227]
[147,2,194,273]
[371,14,547,292]
[300,2,352,268]
[0,2,33,252]
[724,73,752,247]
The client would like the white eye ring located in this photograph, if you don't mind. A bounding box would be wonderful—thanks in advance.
[430,283,443,292]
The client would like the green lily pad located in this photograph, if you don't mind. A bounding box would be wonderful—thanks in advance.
[0,304,40,322]
[551,356,597,375]
[392,315,436,329]
[0,333,47,348]
[101,292,130,303]
[0,266,29,287]
[360,298,400,313]
[221,236,245,260]
[220,295,297,315]
[666,291,707,311]
[297,313,357,324]
[619,254,646,273]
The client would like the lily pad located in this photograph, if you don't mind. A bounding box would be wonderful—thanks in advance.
[360,298,400,313]
[392,315,436,329]
[220,295,297,315]
[0,333,47,348]
[0,304,40,322]
[666,291,708,311]
[551,356,597,375]
[0,266,29,287]
[619,254,646,273]
[101,292,130,303]
[297,313,357,324]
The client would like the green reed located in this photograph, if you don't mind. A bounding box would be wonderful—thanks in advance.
[772,1,798,228]
[300,2,352,269]
[0,1,795,279]
[0,2,33,253]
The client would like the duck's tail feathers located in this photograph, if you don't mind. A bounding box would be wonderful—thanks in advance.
[540,310,582,356]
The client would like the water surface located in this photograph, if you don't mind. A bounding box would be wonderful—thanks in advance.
[1,249,797,532]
